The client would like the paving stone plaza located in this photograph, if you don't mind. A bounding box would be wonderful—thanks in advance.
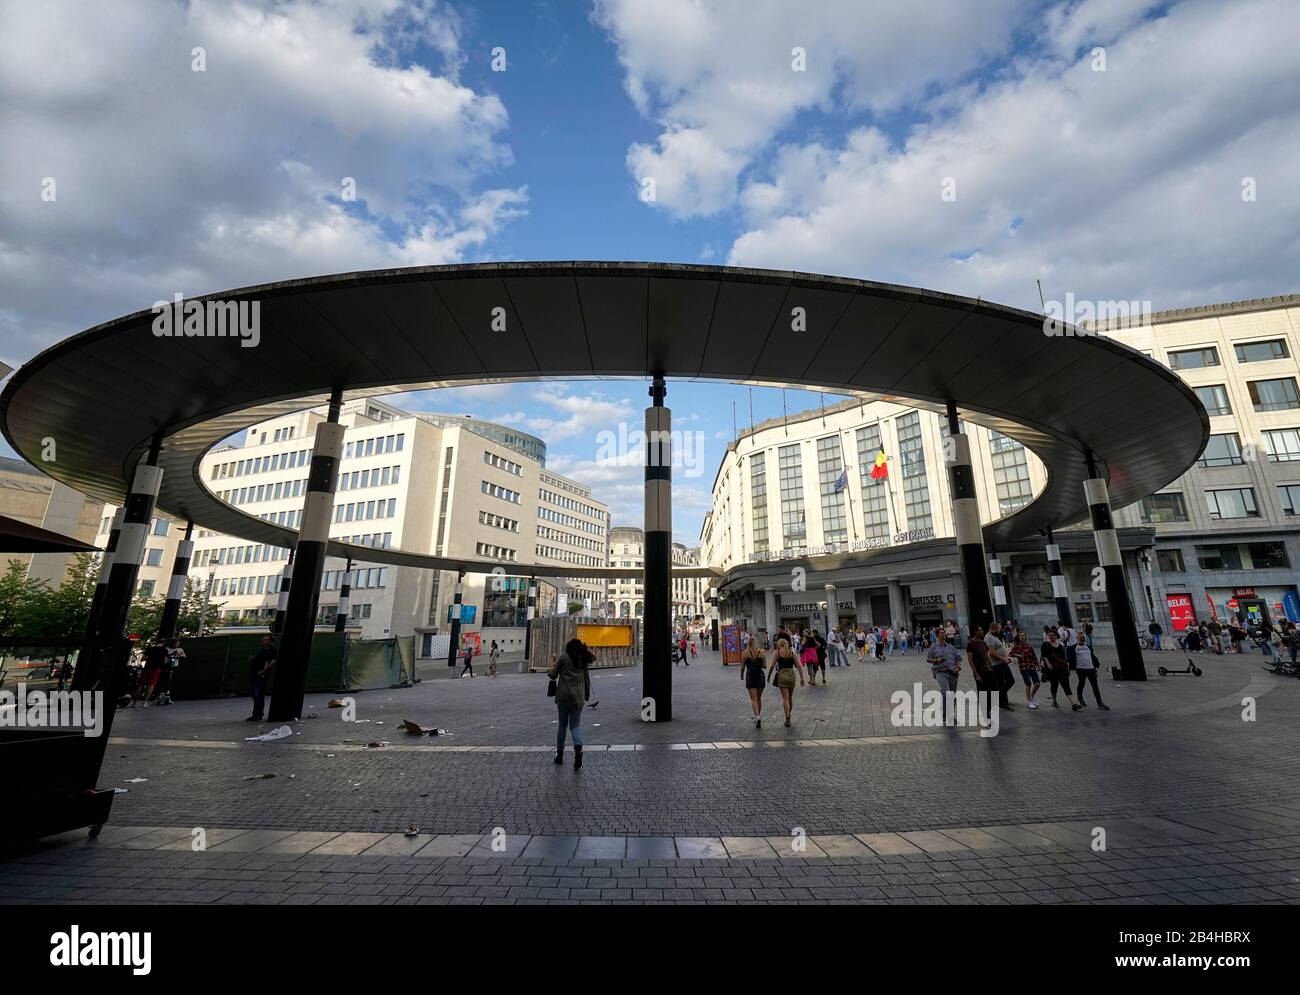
[5,648,1298,905]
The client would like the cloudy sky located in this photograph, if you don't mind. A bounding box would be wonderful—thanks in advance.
[2,0,1298,542]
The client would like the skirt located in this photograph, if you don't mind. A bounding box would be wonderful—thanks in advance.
[776,667,797,689]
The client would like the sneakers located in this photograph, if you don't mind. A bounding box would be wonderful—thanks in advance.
[1028,700,1038,709]
[1098,704,1110,710]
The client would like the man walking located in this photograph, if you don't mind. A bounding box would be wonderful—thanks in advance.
[927,631,963,725]
[984,621,1015,711]
[1067,631,1109,710]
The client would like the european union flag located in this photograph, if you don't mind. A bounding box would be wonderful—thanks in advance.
[833,468,848,492]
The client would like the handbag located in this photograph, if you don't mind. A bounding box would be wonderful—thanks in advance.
[546,674,557,697]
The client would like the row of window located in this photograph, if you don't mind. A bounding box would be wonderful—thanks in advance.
[1142,485,1300,522]
[343,433,405,459]
[482,480,521,504]
[1156,541,1290,573]
[535,543,604,567]
[101,516,171,537]
[339,465,401,491]
[539,488,602,520]
[272,426,297,442]
[1168,339,1290,371]
[479,510,519,532]
[333,498,398,523]
[211,449,311,480]
[221,479,306,506]
[476,541,517,561]
[535,524,604,551]
[320,568,387,590]
[339,532,393,548]
[538,505,605,534]
[1196,428,1300,466]
[484,451,523,476]
[195,543,290,568]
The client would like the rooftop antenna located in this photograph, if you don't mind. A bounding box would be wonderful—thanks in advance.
[732,401,737,442]
[1036,279,1047,312]
[819,392,826,427]
[782,388,788,436]
[748,387,754,432]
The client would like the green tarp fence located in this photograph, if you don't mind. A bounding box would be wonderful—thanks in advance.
[168,633,414,700]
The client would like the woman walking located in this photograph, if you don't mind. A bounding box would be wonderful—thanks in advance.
[767,636,807,727]
[549,638,594,769]
[740,636,767,728]
[1009,629,1043,709]
[488,639,501,677]
[1039,629,1079,709]
[800,630,821,686]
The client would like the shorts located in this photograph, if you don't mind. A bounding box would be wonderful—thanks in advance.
[1020,668,1041,686]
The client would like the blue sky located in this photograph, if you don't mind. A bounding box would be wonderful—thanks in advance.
[2,0,1298,542]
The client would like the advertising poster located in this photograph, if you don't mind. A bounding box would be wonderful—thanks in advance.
[1165,593,1194,632]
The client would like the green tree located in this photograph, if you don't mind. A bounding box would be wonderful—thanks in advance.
[31,552,99,639]
[0,558,53,637]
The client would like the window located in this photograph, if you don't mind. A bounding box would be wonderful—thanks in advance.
[137,579,156,598]
[1156,549,1185,572]
[1263,428,1300,462]
[1279,484,1300,516]
[1139,492,1189,523]
[989,431,1033,515]
[1073,601,1112,623]
[896,412,932,531]
[1167,346,1219,370]
[1248,541,1290,568]
[1195,544,1243,571]
[1205,488,1258,520]
[152,519,169,536]
[1234,339,1289,363]
[749,452,769,553]
[145,548,164,567]
[1248,377,1300,412]
[1197,433,1244,467]
[1193,384,1231,416]
[855,423,891,540]
[777,444,805,545]
[816,436,848,544]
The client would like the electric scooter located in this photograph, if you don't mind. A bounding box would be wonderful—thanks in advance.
[1157,655,1202,677]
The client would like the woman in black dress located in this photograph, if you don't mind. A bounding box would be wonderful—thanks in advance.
[740,636,767,728]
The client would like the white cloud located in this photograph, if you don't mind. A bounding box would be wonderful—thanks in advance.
[0,0,524,362]
[595,0,1028,217]
[516,385,635,441]
[724,0,1300,310]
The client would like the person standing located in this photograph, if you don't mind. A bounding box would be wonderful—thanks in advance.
[1228,618,1246,653]
[159,638,185,704]
[766,636,807,727]
[1009,629,1042,709]
[1208,618,1223,654]
[800,630,821,685]
[246,635,277,721]
[741,636,767,728]
[827,626,844,668]
[965,626,996,719]
[854,625,866,660]
[488,639,501,677]
[549,638,593,768]
[1039,629,1080,709]
[865,627,877,661]
[885,625,895,656]
[1148,619,1163,651]
[459,640,475,678]
[984,622,1015,711]
[1067,631,1109,710]
[680,633,690,666]
[927,631,962,725]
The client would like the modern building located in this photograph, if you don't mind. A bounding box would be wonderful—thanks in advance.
[705,293,1300,645]
[94,399,609,652]
[607,525,644,618]
[670,543,707,622]
[1105,294,1300,632]
[0,456,102,586]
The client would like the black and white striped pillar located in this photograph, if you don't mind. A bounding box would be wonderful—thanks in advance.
[709,586,720,651]
[446,570,465,667]
[988,548,1008,624]
[269,388,344,721]
[643,375,672,721]
[75,434,165,778]
[334,558,352,633]
[1044,526,1073,626]
[522,577,537,666]
[944,402,994,634]
[1084,453,1146,681]
[271,548,294,635]
[81,507,124,652]
[157,520,193,641]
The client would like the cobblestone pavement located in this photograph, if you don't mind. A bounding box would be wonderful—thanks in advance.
[5,647,1298,903]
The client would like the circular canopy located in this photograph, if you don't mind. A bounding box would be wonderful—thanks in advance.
[0,262,1207,577]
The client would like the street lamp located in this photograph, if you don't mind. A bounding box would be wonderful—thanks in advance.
[197,568,216,636]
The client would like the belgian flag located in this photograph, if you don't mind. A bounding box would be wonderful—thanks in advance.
[869,449,889,480]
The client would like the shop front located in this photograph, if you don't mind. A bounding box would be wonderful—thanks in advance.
[1205,586,1300,626]
[777,592,857,634]
[906,580,955,633]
